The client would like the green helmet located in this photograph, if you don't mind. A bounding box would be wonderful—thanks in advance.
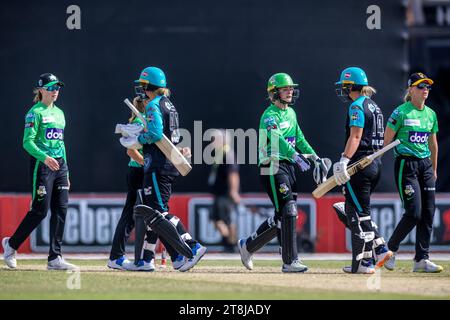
[267,73,298,92]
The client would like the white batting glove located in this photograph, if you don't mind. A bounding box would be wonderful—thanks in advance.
[120,136,142,150]
[115,123,144,137]
[333,156,350,185]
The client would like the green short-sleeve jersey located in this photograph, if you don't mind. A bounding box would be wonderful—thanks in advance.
[387,101,438,159]
[23,102,67,163]
[128,115,145,168]
[258,104,315,165]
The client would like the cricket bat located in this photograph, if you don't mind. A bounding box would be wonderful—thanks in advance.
[123,98,192,176]
[312,139,401,199]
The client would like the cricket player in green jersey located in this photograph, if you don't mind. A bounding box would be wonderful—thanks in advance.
[2,73,76,270]
[238,73,330,273]
[383,72,443,273]
[108,97,156,271]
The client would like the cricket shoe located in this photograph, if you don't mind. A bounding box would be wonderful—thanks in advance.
[2,237,17,269]
[122,259,155,272]
[172,254,186,270]
[282,259,308,273]
[178,243,207,272]
[238,239,253,270]
[384,251,396,271]
[343,260,376,274]
[413,259,443,273]
[47,256,78,270]
[375,246,393,269]
[107,256,130,270]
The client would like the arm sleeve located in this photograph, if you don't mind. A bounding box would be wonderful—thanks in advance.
[262,115,297,159]
[138,105,163,145]
[22,112,47,162]
[295,123,315,155]
[387,108,402,132]
[348,105,365,128]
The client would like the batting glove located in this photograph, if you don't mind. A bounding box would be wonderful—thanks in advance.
[333,156,350,185]
[120,136,142,150]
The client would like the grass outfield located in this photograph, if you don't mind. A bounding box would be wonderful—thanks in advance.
[1,259,449,300]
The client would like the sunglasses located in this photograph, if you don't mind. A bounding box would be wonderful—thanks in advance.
[416,83,431,90]
[44,85,61,92]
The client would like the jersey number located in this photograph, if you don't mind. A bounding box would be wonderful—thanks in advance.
[372,113,384,138]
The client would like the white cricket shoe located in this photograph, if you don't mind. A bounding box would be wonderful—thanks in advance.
[375,248,394,269]
[179,243,207,272]
[282,259,308,273]
[238,239,253,270]
[413,259,443,273]
[107,256,130,270]
[2,237,17,269]
[47,256,77,270]
[122,259,155,272]
[343,261,375,274]
[172,254,187,270]
[384,251,396,271]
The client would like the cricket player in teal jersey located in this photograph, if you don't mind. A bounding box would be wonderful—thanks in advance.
[2,73,76,270]
[383,72,443,273]
[238,73,330,273]
[332,67,392,274]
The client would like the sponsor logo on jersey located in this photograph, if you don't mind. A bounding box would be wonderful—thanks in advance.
[42,116,55,123]
[279,121,290,129]
[404,119,420,127]
[367,103,376,113]
[45,128,64,140]
[25,113,35,122]
[388,117,397,125]
[164,101,173,110]
[144,156,151,170]
[285,136,295,147]
[263,116,276,125]
[25,122,34,128]
[408,131,429,144]
[351,112,359,121]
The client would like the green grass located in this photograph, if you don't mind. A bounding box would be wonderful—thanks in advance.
[1,260,449,300]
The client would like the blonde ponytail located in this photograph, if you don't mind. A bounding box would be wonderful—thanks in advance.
[129,97,147,123]
[156,87,171,97]
[361,86,376,97]
[33,88,42,103]
[403,89,412,102]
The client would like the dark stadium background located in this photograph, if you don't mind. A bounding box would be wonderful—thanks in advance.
[1,0,449,193]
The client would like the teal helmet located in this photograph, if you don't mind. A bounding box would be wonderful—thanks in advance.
[335,67,368,102]
[135,66,167,88]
